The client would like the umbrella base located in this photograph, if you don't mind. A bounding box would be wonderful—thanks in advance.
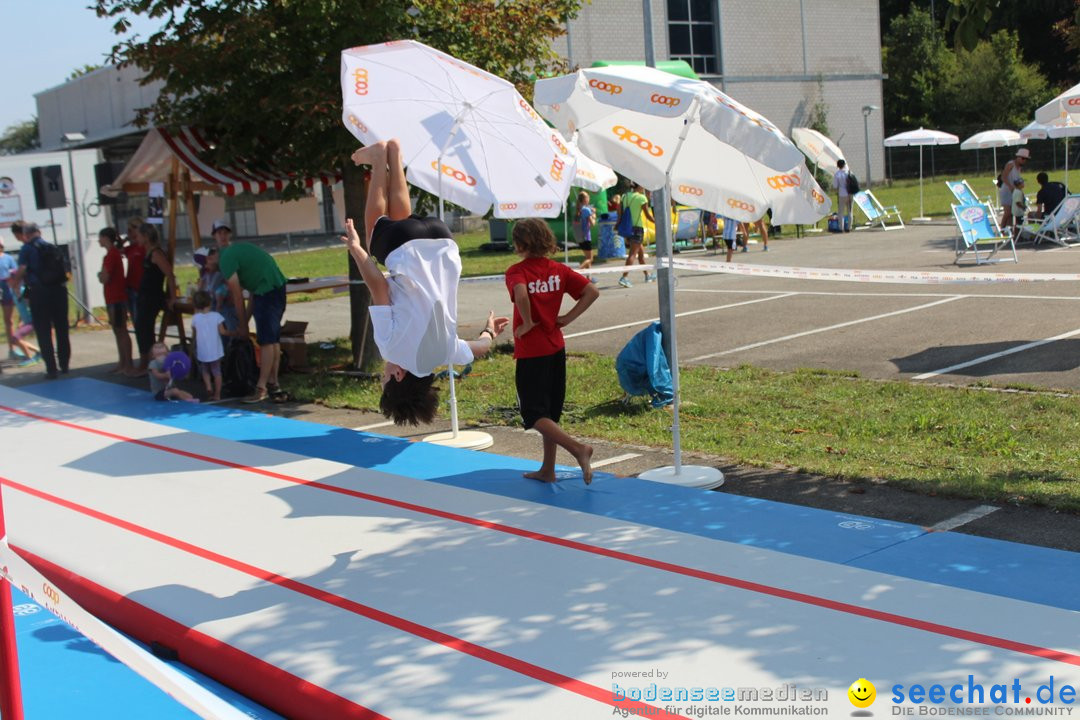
[422,430,494,451]
[911,217,932,223]
[638,464,725,490]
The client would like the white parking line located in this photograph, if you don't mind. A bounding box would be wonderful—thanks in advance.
[676,288,1080,301]
[912,326,1080,380]
[564,293,796,339]
[591,453,642,469]
[353,420,395,432]
[930,505,1000,532]
[688,296,964,362]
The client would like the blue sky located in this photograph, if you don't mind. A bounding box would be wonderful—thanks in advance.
[0,1,163,133]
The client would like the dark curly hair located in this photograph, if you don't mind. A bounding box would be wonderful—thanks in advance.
[512,217,558,257]
[380,371,439,426]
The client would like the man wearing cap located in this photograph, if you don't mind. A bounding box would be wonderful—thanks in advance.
[211,219,233,249]
[10,221,70,379]
[1000,148,1029,230]
[218,240,287,402]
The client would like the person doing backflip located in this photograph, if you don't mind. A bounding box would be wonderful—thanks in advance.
[341,138,509,425]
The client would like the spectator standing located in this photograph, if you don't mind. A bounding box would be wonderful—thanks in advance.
[190,290,231,401]
[0,238,18,361]
[97,227,133,375]
[619,183,655,287]
[218,241,288,403]
[132,223,177,375]
[11,221,70,379]
[999,148,1029,230]
[575,191,596,276]
[124,216,146,327]
[833,160,852,233]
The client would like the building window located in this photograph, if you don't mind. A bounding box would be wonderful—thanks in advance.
[667,0,718,75]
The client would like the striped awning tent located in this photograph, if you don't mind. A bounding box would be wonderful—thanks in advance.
[103,127,341,196]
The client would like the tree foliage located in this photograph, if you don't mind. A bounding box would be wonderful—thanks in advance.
[0,119,40,155]
[882,7,954,130]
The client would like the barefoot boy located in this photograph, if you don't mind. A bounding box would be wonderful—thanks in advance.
[506,218,600,484]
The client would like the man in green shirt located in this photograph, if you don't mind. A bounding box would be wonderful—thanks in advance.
[619,182,655,288]
[218,241,288,402]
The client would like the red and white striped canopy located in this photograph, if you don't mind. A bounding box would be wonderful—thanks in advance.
[104,127,340,196]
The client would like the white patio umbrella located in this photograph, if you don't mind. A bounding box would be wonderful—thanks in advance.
[341,40,577,451]
[1035,82,1080,125]
[960,129,1024,175]
[791,127,844,231]
[563,134,617,263]
[1020,118,1080,188]
[883,127,959,221]
[535,65,829,488]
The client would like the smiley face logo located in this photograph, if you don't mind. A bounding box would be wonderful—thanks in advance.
[848,678,876,709]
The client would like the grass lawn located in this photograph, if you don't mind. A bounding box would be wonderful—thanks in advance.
[281,341,1080,513]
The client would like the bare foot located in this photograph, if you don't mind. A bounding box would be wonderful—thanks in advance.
[351,141,386,166]
[574,444,594,485]
[523,469,558,483]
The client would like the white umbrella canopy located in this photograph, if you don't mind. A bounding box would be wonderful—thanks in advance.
[534,65,829,225]
[791,127,845,169]
[340,40,575,220]
[960,129,1024,176]
[567,136,618,192]
[1019,117,1080,188]
[884,127,959,220]
[1035,82,1080,125]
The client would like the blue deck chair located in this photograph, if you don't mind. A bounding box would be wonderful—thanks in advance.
[1016,194,1080,247]
[852,190,904,230]
[946,180,980,206]
[952,202,1017,265]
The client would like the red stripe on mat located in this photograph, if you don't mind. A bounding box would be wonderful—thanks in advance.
[10,546,387,720]
[3,403,1080,669]
[2,477,686,720]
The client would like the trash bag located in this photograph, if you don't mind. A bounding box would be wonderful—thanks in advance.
[222,338,259,398]
[615,321,674,408]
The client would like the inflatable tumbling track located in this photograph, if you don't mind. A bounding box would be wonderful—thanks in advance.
[2,379,1079,719]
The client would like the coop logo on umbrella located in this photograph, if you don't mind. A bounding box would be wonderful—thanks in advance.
[1068,97,1080,106]
[550,156,566,182]
[499,203,518,211]
[42,583,61,605]
[534,202,554,210]
[767,173,801,192]
[589,79,623,95]
[678,184,704,196]
[347,114,369,134]
[550,133,569,155]
[650,93,681,108]
[518,99,542,123]
[612,126,663,157]
[959,206,985,223]
[812,187,826,204]
[352,68,369,96]
[727,198,756,213]
[430,161,477,187]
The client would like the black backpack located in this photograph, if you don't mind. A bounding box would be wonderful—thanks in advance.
[846,172,861,195]
[32,238,67,286]
[222,338,259,398]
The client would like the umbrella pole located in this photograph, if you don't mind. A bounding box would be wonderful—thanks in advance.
[564,199,569,265]
[914,145,928,222]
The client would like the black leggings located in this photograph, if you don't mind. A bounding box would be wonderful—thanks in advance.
[370,215,453,265]
[135,296,162,356]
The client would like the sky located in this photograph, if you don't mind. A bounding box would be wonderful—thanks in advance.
[0,1,163,133]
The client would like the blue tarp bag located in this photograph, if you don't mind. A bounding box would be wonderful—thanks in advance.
[616,321,674,408]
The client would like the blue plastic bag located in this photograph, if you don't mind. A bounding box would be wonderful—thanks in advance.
[615,322,674,408]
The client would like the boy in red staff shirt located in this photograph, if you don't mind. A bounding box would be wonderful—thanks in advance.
[506,218,600,484]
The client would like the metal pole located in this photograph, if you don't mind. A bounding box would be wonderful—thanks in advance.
[863,113,871,187]
[65,147,90,324]
[0,485,26,720]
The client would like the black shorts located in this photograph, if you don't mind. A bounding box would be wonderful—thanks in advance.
[370,214,454,265]
[628,226,644,244]
[515,348,566,430]
[578,238,592,251]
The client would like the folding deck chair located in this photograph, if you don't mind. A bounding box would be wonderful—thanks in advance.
[945,180,992,207]
[852,190,904,230]
[951,202,1017,265]
[1016,194,1080,248]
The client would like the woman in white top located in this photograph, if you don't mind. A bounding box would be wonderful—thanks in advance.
[999,148,1029,230]
[341,138,508,425]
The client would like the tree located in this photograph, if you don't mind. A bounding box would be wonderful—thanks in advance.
[1055,0,1080,77]
[938,30,1053,128]
[94,0,583,370]
[0,119,40,155]
[882,7,954,130]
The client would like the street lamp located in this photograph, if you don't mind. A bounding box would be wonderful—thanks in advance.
[60,131,90,323]
[862,105,878,188]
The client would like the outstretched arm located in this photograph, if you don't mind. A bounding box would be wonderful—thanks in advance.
[341,218,391,306]
[465,310,509,359]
